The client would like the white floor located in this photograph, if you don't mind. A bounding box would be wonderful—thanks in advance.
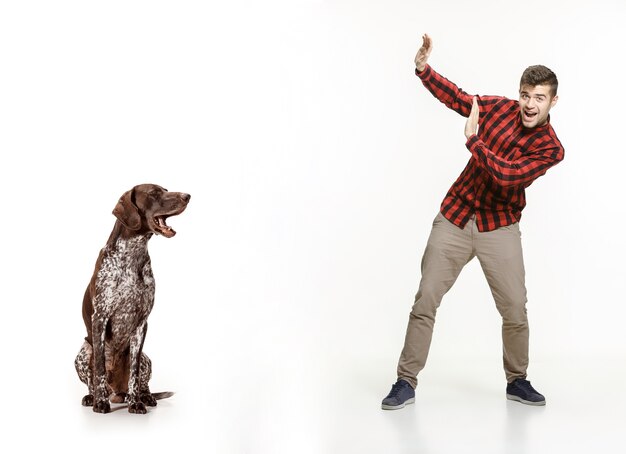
[321,355,625,454]
[9,352,624,453]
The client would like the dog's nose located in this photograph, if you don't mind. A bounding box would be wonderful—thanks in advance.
[181,193,191,203]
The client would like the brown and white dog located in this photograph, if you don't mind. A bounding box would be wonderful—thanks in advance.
[74,184,190,414]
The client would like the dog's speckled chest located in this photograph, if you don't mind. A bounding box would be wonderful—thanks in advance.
[94,236,155,349]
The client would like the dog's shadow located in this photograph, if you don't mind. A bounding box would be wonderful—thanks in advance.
[84,391,175,414]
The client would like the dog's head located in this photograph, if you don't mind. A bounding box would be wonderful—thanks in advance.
[112,184,190,238]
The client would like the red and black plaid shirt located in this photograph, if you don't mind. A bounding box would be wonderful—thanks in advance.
[417,65,565,232]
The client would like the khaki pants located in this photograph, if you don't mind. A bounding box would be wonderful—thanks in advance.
[397,212,529,388]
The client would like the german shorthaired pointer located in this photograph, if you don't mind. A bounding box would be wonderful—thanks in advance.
[74,184,190,414]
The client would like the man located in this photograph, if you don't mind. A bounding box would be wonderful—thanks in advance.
[381,34,564,410]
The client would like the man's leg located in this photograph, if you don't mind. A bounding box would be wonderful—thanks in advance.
[474,222,545,405]
[474,222,528,383]
[396,213,474,388]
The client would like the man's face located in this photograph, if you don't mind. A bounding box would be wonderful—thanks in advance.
[518,84,558,129]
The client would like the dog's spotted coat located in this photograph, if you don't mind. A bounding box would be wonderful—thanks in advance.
[74,184,189,414]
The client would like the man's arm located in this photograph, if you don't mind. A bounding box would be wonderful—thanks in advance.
[467,136,563,187]
[463,99,564,187]
[414,34,502,117]
[465,97,563,186]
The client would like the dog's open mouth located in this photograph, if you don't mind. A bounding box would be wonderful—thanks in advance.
[153,216,176,238]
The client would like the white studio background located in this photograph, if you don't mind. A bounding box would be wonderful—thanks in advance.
[1,0,624,452]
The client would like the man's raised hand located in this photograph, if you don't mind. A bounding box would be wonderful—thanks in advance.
[465,97,480,139]
[414,34,432,72]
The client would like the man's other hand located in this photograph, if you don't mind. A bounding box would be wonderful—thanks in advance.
[414,34,432,72]
[465,97,480,139]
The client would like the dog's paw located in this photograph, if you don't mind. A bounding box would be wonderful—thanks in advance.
[81,394,94,406]
[128,401,147,414]
[93,399,111,414]
[140,393,158,407]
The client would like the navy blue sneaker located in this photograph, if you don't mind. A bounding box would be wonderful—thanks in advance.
[381,379,415,410]
[506,378,546,406]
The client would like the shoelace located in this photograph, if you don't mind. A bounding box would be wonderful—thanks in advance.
[388,381,409,397]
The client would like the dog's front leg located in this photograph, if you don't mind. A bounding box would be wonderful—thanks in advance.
[91,313,111,414]
[127,321,148,414]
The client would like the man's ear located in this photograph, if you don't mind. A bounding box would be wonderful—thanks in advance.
[550,95,559,108]
[112,189,141,230]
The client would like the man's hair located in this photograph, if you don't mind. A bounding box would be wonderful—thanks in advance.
[520,65,558,97]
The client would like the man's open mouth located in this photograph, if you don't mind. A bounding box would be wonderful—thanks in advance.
[523,110,538,120]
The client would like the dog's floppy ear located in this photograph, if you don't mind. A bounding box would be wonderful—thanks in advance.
[112,189,141,230]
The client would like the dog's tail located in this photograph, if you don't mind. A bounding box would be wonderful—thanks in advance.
[152,391,175,400]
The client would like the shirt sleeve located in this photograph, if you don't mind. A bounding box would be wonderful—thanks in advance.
[466,134,564,187]
[416,65,502,117]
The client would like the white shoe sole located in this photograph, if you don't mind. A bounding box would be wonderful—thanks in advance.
[506,394,546,406]
[381,397,415,410]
